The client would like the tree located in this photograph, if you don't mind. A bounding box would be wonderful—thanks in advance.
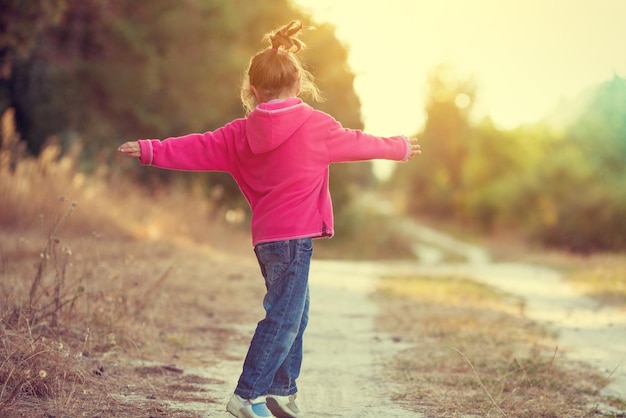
[462,121,548,230]
[567,74,626,176]
[532,75,626,252]
[6,1,363,152]
[396,64,475,219]
[0,0,67,146]
[6,0,369,218]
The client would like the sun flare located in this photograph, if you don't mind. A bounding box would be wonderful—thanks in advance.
[294,0,626,135]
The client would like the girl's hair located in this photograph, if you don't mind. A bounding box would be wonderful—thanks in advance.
[240,20,322,114]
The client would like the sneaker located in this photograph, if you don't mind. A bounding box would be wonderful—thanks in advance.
[266,394,303,418]
[226,394,275,418]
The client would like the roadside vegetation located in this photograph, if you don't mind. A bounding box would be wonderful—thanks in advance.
[516,251,626,308]
[564,255,626,306]
[375,275,623,417]
[0,121,258,415]
[392,71,626,255]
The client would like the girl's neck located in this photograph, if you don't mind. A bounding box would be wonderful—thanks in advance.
[262,92,298,104]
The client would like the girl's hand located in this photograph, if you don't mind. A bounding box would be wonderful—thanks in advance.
[118,141,141,158]
[408,137,421,159]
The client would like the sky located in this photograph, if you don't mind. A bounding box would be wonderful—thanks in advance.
[292,0,626,137]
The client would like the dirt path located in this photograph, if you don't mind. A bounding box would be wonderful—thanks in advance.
[297,260,417,417]
[400,222,626,400]
[196,259,419,417]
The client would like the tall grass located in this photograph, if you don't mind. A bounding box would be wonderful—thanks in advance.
[0,109,248,415]
[0,126,115,412]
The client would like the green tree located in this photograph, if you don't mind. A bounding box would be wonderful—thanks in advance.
[6,0,370,220]
[460,75,626,252]
[568,74,626,177]
[463,121,549,230]
[530,75,626,251]
[0,0,67,145]
[395,64,475,220]
[7,1,362,151]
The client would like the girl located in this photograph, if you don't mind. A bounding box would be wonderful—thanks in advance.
[119,20,420,418]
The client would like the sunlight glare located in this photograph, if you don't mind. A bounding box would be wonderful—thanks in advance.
[294,0,626,132]
[455,93,471,110]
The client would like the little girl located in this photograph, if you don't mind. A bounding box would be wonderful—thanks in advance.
[119,20,420,418]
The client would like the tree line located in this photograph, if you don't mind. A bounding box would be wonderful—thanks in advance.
[395,65,626,253]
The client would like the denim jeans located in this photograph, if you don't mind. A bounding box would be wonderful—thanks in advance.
[235,238,313,399]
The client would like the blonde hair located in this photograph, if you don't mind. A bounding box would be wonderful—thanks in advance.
[240,21,322,114]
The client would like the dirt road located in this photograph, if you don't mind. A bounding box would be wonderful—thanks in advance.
[195,259,419,417]
[156,220,625,417]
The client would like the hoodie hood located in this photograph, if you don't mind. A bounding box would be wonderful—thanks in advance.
[246,97,315,154]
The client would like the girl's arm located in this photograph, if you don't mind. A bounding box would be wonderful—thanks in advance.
[325,119,420,163]
[117,119,245,172]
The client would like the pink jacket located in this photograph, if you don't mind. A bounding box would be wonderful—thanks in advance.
[138,97,411,246]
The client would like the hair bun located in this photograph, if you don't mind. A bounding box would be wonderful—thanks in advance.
[266,20,306,53]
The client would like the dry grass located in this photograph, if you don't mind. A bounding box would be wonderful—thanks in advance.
[0,226,260,416]
[0,194,259,416]
[375,275,615,417]
[557,254,626,307]
[0,110,260,416]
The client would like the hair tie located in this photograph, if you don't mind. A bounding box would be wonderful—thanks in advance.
[271,47,278,52]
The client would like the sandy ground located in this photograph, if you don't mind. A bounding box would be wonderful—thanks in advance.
[297,260,417,417]
[195,259,420,417]
[111,219,625,417]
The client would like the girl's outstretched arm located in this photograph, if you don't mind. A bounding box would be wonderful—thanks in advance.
[118,141,141,158]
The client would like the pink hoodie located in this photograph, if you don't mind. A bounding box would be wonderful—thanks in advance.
[138,97,411,246]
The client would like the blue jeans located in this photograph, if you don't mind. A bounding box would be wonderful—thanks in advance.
[235,238,312,399]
